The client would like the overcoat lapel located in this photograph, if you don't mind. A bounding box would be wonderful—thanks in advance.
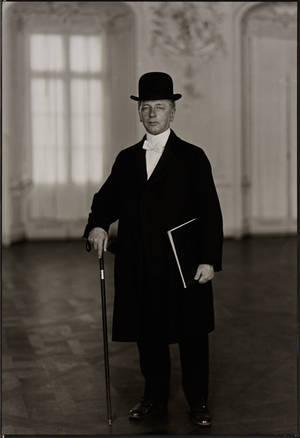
[135,136,147,184]
[147,130,177,185]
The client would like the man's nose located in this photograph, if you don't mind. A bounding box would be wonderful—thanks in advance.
[149,108,156,117]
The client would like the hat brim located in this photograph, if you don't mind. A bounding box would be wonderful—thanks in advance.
[130,93,182,101]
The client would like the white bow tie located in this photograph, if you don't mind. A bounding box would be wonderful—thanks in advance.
[143,139,164,153]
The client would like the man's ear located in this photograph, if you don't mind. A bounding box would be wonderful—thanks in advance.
[138,105,143,122]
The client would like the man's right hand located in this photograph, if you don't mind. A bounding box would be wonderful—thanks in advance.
[88,227,108,259]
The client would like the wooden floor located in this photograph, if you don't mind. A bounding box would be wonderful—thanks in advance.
[2,236,298,435]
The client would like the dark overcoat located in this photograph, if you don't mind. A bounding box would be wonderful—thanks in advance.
[83,130,223,343]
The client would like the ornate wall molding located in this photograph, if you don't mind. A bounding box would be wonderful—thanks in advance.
[149,2,226,98]
[150,1,225,58]
[245,2,296,28]
[229,1,297,236]
[241,1,297,233]
[8,1,132,33]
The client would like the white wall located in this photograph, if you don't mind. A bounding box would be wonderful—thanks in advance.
[2,1,297,243]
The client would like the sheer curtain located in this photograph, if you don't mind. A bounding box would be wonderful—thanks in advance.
[28,31,108,222]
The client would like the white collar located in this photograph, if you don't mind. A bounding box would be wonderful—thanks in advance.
[146,128,171,147]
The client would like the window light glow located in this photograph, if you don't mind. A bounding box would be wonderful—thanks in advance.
[30,33,104,186]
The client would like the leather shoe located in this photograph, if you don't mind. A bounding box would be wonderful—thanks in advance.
[128,399,168,420]
[190,403,211,427]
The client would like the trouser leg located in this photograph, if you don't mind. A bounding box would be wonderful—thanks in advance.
[137,340,171,403]
[179,335,209,408]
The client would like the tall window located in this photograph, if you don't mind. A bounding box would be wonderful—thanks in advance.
[29,32,107,221]
[30,33,105,185]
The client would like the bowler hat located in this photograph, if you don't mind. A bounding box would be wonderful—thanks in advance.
[130,72,182,101]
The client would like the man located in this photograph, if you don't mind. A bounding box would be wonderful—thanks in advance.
[83,72,223,427]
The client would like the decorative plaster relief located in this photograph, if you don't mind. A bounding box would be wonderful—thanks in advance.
[9,1,132,33]
[149,2,226,98]
[249,2,296,27]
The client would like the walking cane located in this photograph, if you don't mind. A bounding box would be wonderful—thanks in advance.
[86,240,113,426]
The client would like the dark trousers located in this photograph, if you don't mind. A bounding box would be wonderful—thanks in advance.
[137,335,209,408]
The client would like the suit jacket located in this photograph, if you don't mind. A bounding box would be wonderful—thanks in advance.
[83,130,223,342]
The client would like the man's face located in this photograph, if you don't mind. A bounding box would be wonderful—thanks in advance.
[138,100,175,135]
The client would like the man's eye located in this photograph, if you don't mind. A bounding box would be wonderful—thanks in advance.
[141,105,165,111]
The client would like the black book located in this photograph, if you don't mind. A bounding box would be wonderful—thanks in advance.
[167,217,201,289]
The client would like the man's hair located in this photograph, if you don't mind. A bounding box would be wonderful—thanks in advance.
[138,100,176,110]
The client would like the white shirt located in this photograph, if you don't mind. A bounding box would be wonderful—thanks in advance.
[142,128,171,179]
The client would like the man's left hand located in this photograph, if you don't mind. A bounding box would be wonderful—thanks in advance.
[194,264,214,284]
